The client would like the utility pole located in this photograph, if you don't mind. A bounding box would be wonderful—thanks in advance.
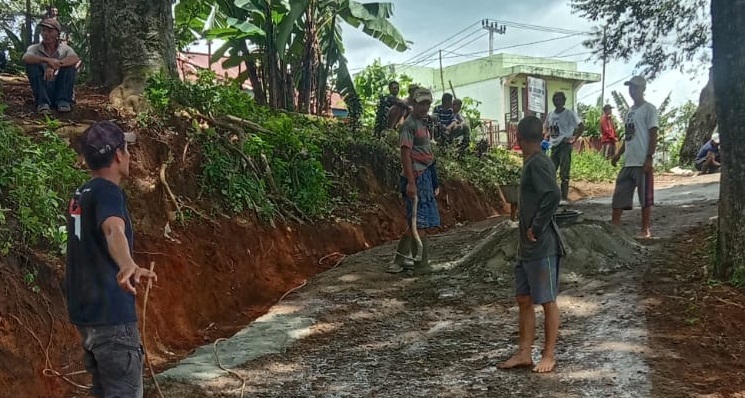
[439,50,446,93]
[600,26,608,105]
[481,19,507,56]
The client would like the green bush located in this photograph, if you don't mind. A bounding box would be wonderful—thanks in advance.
[570,150,618,182]
[438,146,523,195]
[146,71,340,219]
[145,71,528,220]
[0,119,87,254]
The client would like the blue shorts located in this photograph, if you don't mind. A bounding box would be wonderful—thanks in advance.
[515,257,560,304]
[400,166,440,229]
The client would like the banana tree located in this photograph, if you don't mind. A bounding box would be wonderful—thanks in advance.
[174,0,408,115]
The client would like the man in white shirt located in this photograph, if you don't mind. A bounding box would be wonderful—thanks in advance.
[543,92,585,204]
[611,76,659,239]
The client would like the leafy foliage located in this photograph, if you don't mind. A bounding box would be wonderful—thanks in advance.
[146,71,333,219]
[577,103,603,139]
[570,150,618,182]
[659,99,698,168]
[458,96,483,130]
[174,0,408,115]
[570,0,710,77]
[353,58,413,128]
[145,70,518,221]
[438,146,523,192]
[0,112,87,254]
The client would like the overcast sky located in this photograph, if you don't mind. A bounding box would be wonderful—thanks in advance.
[341,0,710,110]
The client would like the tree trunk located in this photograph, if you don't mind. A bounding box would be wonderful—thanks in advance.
[89,0,176,111]
[712,0,745,281]
[285,71,295,112]
[246,58,265,106]
[679,69,718,165]
[298,7,316,113]
[24,0,32,47]
[237,40,265,106]
[264,1,283,109]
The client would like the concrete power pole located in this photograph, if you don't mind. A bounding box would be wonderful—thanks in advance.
[600,26,608,105]
[482,19,507,56]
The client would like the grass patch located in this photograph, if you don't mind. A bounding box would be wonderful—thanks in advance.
[570,150,618,183]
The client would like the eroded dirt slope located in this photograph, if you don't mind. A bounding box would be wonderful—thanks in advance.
[0,74,503,398]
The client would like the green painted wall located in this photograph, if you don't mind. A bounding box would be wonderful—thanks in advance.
[388,53,601,124]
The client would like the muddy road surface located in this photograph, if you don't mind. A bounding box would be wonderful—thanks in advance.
[149,174,720,398]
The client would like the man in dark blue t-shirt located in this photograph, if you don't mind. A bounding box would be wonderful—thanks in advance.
[695,132,721,174]
[66,121,157,397]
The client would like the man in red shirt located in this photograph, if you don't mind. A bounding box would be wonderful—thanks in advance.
[600,104,618,159]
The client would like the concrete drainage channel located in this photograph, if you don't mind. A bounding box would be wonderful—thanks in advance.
[158,311,317,382]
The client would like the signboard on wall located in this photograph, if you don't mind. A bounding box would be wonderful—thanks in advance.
[509,86,519,121]
[527,76,547,114]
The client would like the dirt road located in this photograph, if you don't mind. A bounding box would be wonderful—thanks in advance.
[152,173,720,398]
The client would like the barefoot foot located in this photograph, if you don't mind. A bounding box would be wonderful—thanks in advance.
[499,349,533,369]
[532,354,556,373]
[635,228,652,239]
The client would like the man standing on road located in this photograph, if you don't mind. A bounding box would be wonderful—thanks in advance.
[544,91,585,205]
[387,88,440,276]
[66,121,157,397]
[600,104,618,159]
[22,18,78,114]
[611,76,659,239]
[500,115,565,374]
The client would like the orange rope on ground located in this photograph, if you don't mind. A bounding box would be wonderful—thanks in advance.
[9,312,90,391]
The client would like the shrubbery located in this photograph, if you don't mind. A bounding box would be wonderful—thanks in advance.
[144,70,533,222]
[0,104,87,254]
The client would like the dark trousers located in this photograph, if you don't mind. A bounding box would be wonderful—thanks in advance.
[25,64,76,107]
[550,141,572,200]
[77,322,144,398]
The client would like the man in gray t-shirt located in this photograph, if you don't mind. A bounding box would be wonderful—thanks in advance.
[611,76,659,239]
[543,92,584,203]
[22,18,79,114]
[500,115,566,374]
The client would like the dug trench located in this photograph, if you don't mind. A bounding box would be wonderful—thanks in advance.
[0,121,504,398]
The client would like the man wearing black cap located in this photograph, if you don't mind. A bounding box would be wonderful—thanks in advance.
[66,121,156,397]
[22,18,79,114]
[611,76,659,239]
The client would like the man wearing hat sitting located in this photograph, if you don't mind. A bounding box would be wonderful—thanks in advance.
[21,18,79,114]
[694,130,721,174]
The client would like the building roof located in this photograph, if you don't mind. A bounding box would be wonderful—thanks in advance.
[177,51,252,90]
[502,64,601,83]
